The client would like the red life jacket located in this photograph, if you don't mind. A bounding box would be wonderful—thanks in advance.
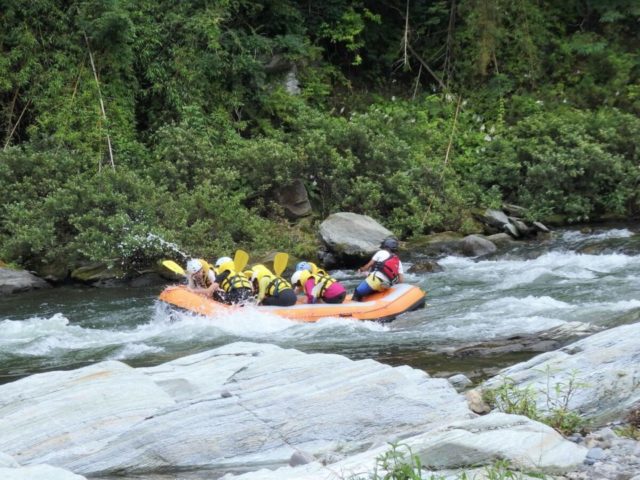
[374,254,400,284]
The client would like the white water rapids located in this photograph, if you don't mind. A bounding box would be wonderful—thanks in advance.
[1,226,639,383]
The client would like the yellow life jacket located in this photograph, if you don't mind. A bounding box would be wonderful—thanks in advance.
[264,275,292,296]
[310,272,336,299]
[220,269,253,292]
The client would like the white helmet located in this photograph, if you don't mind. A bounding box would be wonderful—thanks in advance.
[186,259,203,275]
[291,270,302,286]
[215,256,233,268]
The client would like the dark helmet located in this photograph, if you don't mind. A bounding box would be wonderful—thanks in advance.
[381,237,399,252]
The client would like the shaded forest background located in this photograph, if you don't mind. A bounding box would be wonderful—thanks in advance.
[1,0,639,275]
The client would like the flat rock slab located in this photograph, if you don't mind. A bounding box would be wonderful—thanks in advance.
[223,412,586,479]
[0,464,87,480]
[0,342,472,477]
[483,322,640,424]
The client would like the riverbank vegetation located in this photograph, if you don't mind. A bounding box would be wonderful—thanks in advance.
[1,1,639,275]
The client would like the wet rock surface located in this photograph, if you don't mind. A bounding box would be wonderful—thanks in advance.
[0,267,50,294]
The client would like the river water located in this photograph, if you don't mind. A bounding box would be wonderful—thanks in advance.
[2,225,640,387]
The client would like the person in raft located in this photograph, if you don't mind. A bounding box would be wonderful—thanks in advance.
[294,261,328,276]
[213,256,254,305]
[185,258,219,297]
[290,268,346,304]
[352,237,404,302]
[250,264,297,306]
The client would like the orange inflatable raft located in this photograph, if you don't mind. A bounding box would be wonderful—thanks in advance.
[159,283,426,323]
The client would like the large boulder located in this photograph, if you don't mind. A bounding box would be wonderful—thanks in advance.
[0,343,472,477]
[482,322,640,424]
[0,464,87,480]
[460,234,497,257]
[0,267,50,294]
[319,212,393,261]
[274,179,311,219]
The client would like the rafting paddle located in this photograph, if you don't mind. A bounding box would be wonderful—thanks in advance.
[162,260,186,276]
[234,249,249,272]
[273,252,288,276]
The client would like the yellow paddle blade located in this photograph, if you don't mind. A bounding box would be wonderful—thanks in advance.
[273,252,288,276]
[162,260,185,276]
[234,249,249,272]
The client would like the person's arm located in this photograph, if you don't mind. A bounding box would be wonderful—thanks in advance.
[397,261,404,283]
[256,277,270,304]
[358,258,375,273]
[304,280,315,304]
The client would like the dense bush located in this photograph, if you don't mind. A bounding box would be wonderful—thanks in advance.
[1,0,638,273]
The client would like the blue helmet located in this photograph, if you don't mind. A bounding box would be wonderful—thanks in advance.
[295,261,312,272]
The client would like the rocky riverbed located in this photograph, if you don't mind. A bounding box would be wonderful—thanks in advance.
[1,322,639,480]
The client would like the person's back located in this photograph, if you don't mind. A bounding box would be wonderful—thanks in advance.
[291,270,346,304]
[215,257,253,305]
[251,264,297,306]
[352,237,404,301]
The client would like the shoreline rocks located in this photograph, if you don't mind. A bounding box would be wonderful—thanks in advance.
[0,267,50,295]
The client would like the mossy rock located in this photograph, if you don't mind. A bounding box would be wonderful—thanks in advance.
[405,231,464,250]
[71,263,125,283]
[35,260,70,283]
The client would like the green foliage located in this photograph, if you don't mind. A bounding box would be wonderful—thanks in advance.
[484,369,586,436]
[1,0,639,274]
[350,444,547,480]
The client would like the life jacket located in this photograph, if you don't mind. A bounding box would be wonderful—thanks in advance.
[265,275,292,296]
[373,254,400,284]
[310,273,337,299]
[219,269,252,292]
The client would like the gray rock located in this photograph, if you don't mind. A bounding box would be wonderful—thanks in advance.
[0,452,19,467]
[448,374,472,392]
[461,235,497,257]
[0,464,87,479]
[533,221,550,233]
[586,447,605,461]
[0,268,50,295]
[510,218,531,236]
[223,413,587,479]
[284,70,301,95]
[503,222,520,238]
[319,212,394,257]
[0,343,471,476]
[289,451,314,467]
[274,179,311,219]
[483,209,510,228]
[484,323,640,425]
[407,260,444,274]
[486,233,515,247]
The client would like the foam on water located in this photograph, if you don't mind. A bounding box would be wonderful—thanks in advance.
[2,226,639,377]
[561,228,635,242]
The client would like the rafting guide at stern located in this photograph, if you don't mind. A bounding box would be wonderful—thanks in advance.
[352,237,404,302]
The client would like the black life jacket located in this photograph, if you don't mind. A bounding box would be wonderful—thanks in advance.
[373,254,400,284]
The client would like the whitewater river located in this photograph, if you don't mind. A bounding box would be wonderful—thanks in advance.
[2,226,640,387]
